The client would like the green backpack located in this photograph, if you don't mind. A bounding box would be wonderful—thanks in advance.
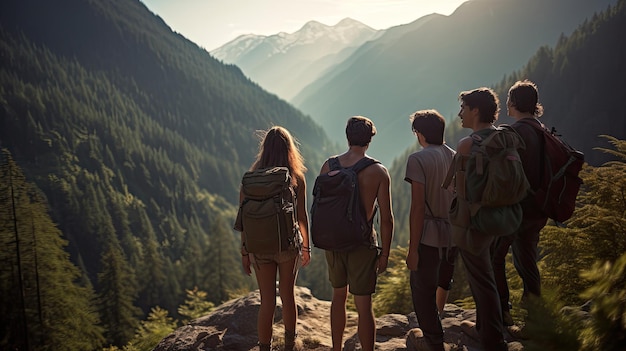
[443,126,530,254]
[234,167,300,254]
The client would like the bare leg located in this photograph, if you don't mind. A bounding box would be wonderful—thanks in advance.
[278,257,299,345]
[354,294,375,351]
[330,287,348,351]
[254,262,278,346]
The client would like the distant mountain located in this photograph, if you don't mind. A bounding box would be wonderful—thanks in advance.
[211,18,380,100]
[291,0,617,165]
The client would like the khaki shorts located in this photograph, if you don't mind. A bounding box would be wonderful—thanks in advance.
[325,245,378,295]
[252,247,300,269]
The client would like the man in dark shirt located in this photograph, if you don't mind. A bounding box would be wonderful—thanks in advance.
[491,80,549,331]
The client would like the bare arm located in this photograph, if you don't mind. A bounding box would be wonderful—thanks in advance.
[297,176,311,266]
[238,188,252,275]
[376,166,394,274]
[457,136,473,156]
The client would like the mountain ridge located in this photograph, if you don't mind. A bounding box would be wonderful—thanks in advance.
[212,17,377,61]
[211,17,380,100]
[291,0,617,165]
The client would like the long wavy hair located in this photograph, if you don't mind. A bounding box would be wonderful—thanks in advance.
[251,126,306,187]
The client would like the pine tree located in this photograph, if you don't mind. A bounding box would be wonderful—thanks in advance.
[579,253,626,351]
[0,149,105,350]
[126,306,177,351]
[131,201,171,311]
[177,287,215,322]
[97,239,142,347]
[201,216,244,304]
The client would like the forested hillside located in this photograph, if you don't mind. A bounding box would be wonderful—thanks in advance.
[494,1,626,167]
[389,0,626,247]
[0,0,336,349]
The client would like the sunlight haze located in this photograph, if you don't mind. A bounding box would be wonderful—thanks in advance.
[141,0,468,51]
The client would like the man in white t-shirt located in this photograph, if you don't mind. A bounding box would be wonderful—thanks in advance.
[404,109,458,351]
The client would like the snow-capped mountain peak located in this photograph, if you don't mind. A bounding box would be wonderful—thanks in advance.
[211,18,377,63]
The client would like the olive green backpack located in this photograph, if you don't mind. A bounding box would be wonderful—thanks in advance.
[443,126,530,254]
[234,167,301,254]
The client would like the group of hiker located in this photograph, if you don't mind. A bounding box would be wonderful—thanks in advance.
[234,79,581,351]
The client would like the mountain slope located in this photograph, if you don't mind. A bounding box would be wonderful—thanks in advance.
[292,0,616,164]
[495,0,626,167]
[211,18,380,100]
[0,0,335,330]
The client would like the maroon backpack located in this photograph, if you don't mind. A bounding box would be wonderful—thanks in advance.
[517,119,584,223]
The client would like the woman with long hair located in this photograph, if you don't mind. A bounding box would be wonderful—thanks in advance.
[239,126,311,351]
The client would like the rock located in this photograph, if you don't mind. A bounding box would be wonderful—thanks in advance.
[405,328,430,350]
[152,286,523,351]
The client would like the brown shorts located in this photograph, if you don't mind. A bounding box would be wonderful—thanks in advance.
[252,246,300,266]
[325,245,378,295]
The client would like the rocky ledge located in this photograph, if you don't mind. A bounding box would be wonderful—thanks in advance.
[152,286,525,351]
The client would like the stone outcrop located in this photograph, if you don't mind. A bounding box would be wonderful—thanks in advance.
[153,286,524,351]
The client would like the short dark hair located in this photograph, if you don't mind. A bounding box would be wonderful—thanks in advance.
[508,79,544,117]
[459,87,500,123]
[410,109,445,145]
[346,116,376,147]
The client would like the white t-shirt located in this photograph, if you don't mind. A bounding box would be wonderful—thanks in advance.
[404,144,456,248]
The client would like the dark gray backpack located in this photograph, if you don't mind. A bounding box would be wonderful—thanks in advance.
[310,157,379,251]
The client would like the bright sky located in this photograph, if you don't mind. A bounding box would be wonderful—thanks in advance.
[140,0,468,51]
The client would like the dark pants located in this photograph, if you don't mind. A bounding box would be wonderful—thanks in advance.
[410,244,458,351]
[438,246,458,290]
[492,215,547,314]
[460,237,508,351]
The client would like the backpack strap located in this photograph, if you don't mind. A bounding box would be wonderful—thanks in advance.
[353,157,381,248]
[329,157,342,171]
[329,156,380,173]
[442,163,454,189]
[351,156,380,173]
[329,156,380,231]
[416,159,435,217]
[442,153,463,189]
[471,132,488,176]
